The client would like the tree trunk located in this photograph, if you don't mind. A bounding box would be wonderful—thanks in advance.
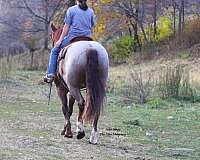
[132,0,141,52]
[128,26,132,36]
[44,0,49,50]
[153,0,157,39]
[44,22,49,50]
[136,20,148,43]
[6,52,10,63]
[131,22,141,52]
[182,0,185,30]
[178,7,182,42]
[31,51,34,69]
[173,4,176,37]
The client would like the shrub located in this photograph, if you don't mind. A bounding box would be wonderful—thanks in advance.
[120,68,154,104]
[144,16,173,42]
[111,36,136,63]
[156,17,173,41]
[158,65,183,99]
[179,70,199,102]
[157,65,199,101]
[182,17,200,48]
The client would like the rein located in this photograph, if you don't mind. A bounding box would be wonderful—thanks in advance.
[48,83,52,105]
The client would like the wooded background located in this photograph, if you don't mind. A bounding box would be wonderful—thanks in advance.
[0,0,200,62]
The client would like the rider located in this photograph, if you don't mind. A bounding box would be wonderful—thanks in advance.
[44,0,95,83]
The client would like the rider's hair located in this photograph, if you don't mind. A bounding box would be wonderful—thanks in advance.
[77,0,88,11]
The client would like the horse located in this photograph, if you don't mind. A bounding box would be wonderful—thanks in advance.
[50,23,109,144]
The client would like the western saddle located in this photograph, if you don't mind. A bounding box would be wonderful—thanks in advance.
[58,36,93,61]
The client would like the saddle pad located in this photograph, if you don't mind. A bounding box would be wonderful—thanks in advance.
[58,36,93,61]
[58,45,71,62]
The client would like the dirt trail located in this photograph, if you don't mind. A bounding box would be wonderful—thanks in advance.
[0,76,151,160]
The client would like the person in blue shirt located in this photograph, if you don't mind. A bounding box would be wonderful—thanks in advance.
[44,0,95,83]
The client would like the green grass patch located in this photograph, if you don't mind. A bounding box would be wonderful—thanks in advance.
[1,70,200,159]
[105,93,200,159]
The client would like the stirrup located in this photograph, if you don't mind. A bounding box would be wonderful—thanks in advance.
[43,74,55,83]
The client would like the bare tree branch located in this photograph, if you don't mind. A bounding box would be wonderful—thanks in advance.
[22,0,47,22]
[48,0,64,22]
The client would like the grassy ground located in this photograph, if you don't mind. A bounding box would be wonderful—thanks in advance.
[1,59,200,159]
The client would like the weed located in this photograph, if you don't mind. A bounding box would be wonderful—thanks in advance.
[119,67,154,104]
[158,65,183,99]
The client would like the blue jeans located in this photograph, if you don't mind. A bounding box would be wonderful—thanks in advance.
[47,37,71,75]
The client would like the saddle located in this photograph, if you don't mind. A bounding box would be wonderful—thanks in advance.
[58,36,93,61]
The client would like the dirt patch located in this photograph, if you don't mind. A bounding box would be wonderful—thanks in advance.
[0,77,152,160]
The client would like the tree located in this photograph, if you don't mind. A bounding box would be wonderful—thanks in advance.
[153,0,157,38]
[23,35,40,69]
[172,0,177,37]
[175,0,185,42]
[21,0,64,49]
[112,0,143,51]
[54,0,75,25]
[182,0,185,30]
[0,0,66,49]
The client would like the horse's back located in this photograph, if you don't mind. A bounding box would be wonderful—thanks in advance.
[63,41,109,87]
[67,41,108,64]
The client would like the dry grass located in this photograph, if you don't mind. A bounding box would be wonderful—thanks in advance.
[158,65,183,99]
[3,49,50,71]
[110,56,200,84]
[108,57,200,104]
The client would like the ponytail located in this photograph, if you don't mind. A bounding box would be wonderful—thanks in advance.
[78,0,88,11]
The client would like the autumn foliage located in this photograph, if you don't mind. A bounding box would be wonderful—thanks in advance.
[182,17,200,48]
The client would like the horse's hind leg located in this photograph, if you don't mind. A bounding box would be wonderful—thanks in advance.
[90,115,99,144]
[57,88,73,138]
[69,88,85,139]
[77,100,85,139]
[67,92,75,118]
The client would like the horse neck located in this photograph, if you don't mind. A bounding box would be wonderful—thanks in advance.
[54,28,63,42]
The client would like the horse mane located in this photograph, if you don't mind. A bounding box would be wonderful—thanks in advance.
[52,27,63,45]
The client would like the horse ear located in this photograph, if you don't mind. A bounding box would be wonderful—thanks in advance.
[51,23,57,32]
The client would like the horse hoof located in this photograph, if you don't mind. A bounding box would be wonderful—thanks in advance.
[64,133,73,138]
[77,131,85,139]
[89,141,97,145]
[61,130,65,135]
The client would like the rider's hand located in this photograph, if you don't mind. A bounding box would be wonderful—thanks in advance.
[55,40,62,48]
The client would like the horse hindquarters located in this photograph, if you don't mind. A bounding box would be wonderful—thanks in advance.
[84,49,105,125]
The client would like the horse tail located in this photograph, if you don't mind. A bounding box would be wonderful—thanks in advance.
[83,49,105,123]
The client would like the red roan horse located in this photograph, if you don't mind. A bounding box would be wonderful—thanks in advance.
[50,24,109,144]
